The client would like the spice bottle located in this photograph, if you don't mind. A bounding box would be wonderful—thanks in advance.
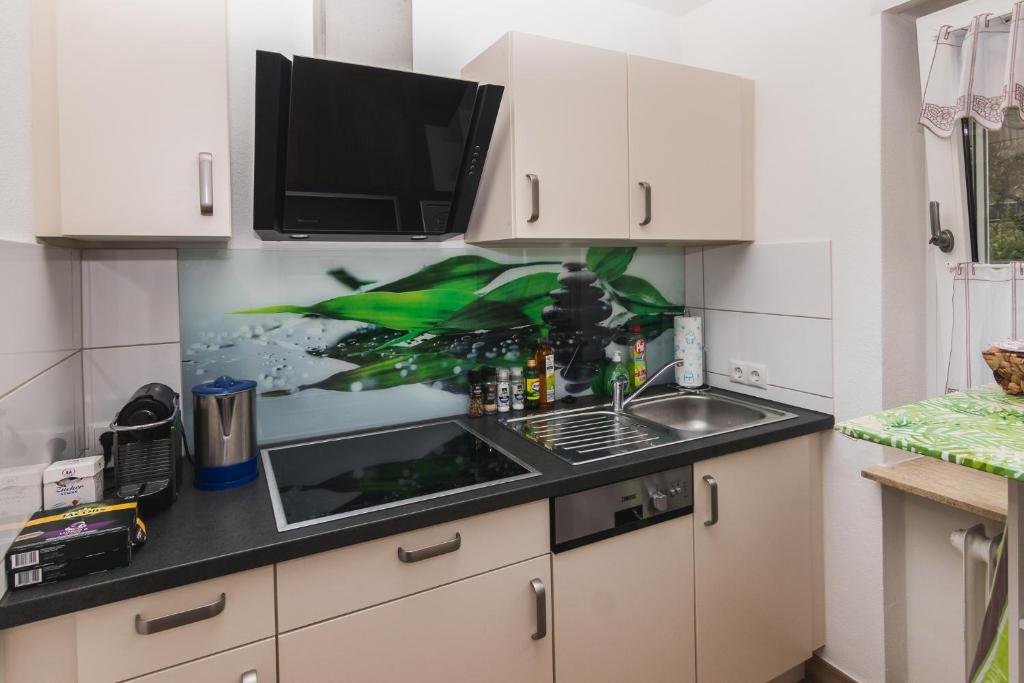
[484,367,498,415]
[467,368,484,418]
[497,367,511,413]
[511,367,525,411]
[525,359,541,410]
[535,327,556,410]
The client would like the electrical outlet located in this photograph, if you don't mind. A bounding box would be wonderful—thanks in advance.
[729,361,768,388]
[88,423,110,458]
[729,361,747,384]
[746,363,767,388]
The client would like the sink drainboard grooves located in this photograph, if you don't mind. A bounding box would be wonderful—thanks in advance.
[507,412,674,464]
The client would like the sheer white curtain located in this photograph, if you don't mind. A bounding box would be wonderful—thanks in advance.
[945,262,1024,391]
[920,2,1024,137]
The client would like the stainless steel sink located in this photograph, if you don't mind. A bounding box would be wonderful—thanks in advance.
[625,393,795,436]
[501,390,797,465]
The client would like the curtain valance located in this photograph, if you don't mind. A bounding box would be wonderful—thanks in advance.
[920,3,1024,137]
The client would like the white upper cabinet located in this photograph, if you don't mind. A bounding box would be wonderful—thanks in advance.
[463,33,630,243]
[36,0,231,241]
[463,32,753,244]
[628,55,753,242]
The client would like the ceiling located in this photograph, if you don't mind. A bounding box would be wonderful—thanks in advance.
[622,0,714,16]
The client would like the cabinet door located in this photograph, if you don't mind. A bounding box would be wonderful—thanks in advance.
[553,516,696,683]
[693,438,815,683]
[511,34,629,240]
[279,555,553,683]
[628,56,750,241]
[54,0,231,239]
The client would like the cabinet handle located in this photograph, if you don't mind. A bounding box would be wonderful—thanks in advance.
[198,152,214,216]
[639,181,652,226]
[530,578,547,640]
[703,475,719,527]
[525,173,539,223]
[397,532,461,563]
[241,671,258,683]
[134,592,226,635]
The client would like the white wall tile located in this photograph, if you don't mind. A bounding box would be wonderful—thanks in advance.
[684,247,704,309]
[706,371,834,413]
[83,343,181,429]
[703,241,832,318]
[0,353,84,596]
[82,249,180,348]
[704,308,833,397]
[0,240,80,397]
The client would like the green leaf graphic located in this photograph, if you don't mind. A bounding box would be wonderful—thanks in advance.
[372,255,559,293]
[608,275,683,315]
[480,272,559,303]
[306,353,468,392]
[328,267,375,290]
[586,247,636,282]
[436,272,559,330]
[234,290,477,331]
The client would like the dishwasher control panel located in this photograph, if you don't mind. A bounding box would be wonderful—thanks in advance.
[551,465,693,552]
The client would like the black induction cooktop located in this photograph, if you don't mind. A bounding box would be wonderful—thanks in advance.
[262,421,539,531]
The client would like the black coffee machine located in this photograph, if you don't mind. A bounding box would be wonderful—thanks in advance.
[108,383,184,514]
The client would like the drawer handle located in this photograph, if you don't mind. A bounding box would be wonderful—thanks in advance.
[530,578,547,640]
[639,181,652,226]
[397,532,461,563]
[198,152,214,216]
[134,592,226,635]
[525,173,539,223]
[703,475,719,527]
[241,670,258,683]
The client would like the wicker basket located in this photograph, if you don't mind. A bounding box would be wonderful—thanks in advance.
[982,341,1024,395]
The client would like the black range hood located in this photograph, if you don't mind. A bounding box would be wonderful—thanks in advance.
[253,51,503,241]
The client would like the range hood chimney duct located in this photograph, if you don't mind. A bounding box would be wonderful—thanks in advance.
[312,0,412,70]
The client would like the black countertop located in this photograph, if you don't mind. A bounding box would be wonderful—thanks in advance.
[0,387,833,629]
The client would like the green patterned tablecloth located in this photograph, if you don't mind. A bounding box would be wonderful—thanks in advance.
[837,384,1024,480]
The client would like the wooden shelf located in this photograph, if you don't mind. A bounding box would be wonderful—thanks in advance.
[862,457,1007,522]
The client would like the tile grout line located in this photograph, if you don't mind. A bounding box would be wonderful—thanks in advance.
[705,370,834,400]
[701,306,832,321]
[0,350,82,402]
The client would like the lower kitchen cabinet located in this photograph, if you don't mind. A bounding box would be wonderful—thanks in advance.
[553,515,696,683]
[125,638,276,683]
[278,555,553,683]
[693,436,819,683]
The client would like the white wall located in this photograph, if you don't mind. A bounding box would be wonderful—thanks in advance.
[678,1,899,680]
[0,0,36,243]
[411,0,682,77]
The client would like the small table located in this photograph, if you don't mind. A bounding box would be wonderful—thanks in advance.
[839,384,1024,682]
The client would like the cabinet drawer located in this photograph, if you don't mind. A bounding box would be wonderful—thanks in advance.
[126,637,276,683]
[276,500,549,631]
[279,555,553,683]
[76,566,275,683]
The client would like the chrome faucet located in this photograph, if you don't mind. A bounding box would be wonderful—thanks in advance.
[612,358,690,413]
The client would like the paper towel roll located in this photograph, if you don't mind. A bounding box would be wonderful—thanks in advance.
[673,316,704,388]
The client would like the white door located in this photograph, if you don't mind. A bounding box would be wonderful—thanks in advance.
[511,33,629,240]
[54,0,231,239]
[553,515,696,683]
[628,56,750,242]
[278,555,553,683]
[693,440,814,683]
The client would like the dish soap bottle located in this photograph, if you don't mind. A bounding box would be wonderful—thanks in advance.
[525,359,541,410]
[627,324,648,392]
[605,350,630,398]
[535,327,556,410]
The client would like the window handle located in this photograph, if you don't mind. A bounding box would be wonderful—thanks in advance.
[928,201,954,252]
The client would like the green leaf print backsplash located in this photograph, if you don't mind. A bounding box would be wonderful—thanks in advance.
[178,245,686,442]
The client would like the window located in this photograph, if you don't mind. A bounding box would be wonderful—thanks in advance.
[966,119,1024,263]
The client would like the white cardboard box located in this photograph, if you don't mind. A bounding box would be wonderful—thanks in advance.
[42,456,104,510]
[0,463,46,522]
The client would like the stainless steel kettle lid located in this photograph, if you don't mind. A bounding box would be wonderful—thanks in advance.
[192,375,257,396]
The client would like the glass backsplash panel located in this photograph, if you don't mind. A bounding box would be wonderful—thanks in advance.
[178,245,685,444]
